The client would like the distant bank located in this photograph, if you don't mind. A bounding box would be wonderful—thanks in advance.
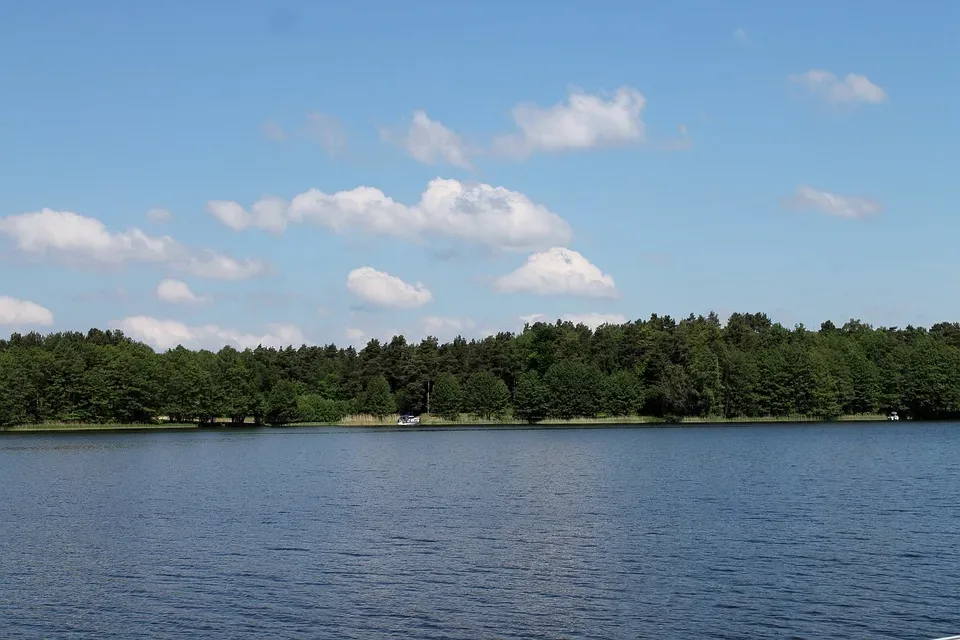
[0,413,893,433]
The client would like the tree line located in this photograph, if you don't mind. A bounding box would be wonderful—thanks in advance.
[3,312,960,428]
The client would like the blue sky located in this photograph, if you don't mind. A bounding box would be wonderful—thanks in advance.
[1,0,957,350]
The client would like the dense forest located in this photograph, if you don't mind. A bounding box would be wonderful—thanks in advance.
[3,312,960,428]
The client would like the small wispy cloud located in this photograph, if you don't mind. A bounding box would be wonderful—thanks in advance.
[262,112,347,156]
[261,120,286,141]
[734,27,748,43]
[146,207,172,223]
[785,185,883,219]
[303,112,347,157]
[788,70,888,106]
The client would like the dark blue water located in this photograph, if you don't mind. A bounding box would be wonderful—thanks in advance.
[1,423,958,639]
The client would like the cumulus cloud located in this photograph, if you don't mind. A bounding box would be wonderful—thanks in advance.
[209,178,572,252]
[384,110,473,169]
[494,247,618,298]
[112,316,307,352]
[789,70,888,105]
[156,279,209,304]
[0,296,54,326]
[146,207,172,223]
[493,87,646,158]
[0,209,179,264]
[346,267,433,309]
[0,209,265,280]
[786,185,883,219]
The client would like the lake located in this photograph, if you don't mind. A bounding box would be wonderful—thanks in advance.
[1,423,958,639]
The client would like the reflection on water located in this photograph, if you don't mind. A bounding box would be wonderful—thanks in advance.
[1,423,958,639]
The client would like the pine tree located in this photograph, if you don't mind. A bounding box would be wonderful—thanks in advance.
[513,371,548,423]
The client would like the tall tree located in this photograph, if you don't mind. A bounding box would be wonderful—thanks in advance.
[602,370,642,416]
[361,375,396,419]
[464,371,510,419]
[430,373,463,421]
[513,371,548,423]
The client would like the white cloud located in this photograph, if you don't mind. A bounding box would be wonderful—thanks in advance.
[422,315,476,332]
[789,70,888,105]
[112,316,307,351]
[210,178,572,252]
[0,296,54,326]
[345,327,367,341]
[734,27,747,43]
[346,266,433,309]
[386,110,473,169]
[519,313,545,325]
[304,111,346,156]
[156,279,209,304]
[493,87,646,158]
[494,247,618,298]
[562,312,627,330]
[146,207,172,223]
[0,209,265,280]
[786,185,883,219]
[179,253,267,280]
[0,209,179,264]
[422,315,478,339]
[208,196,287,233]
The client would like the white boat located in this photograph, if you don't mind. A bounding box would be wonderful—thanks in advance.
[887,411,900,421]
[397,414,420,426]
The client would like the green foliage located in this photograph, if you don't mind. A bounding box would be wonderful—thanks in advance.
[602,370,642,416]
[430,373,463,421]
[361,375,395,419]
[297,393,347,424]
[464,371,510,419]
[4,313,960,427]
[544,360,602,418]
[265,380,299,426]
[513,371,548,423]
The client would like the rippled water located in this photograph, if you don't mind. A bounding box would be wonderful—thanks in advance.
[2,423,958,639]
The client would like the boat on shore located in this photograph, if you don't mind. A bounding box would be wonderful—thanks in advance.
[397,414,420,426]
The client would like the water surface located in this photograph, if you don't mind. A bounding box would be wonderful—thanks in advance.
[2,423,958,639]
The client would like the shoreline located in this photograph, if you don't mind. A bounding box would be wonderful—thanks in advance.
[0,413,895,434]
